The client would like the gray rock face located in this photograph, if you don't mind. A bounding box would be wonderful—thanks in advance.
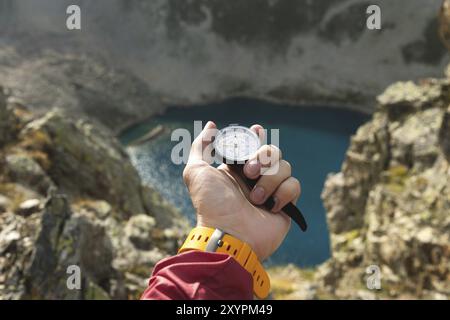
[0,98,189,300]
[0,50,164,134]
[19,109,149,217]
[319,69,450,299]
[270,66,450,300]
[5,153,55,195]
[0,0,448,128]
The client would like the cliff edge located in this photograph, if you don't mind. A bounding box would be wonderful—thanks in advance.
[270,67,450,300]
[0,88,189,299]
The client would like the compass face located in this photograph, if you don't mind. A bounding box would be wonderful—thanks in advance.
[214,125,261,163]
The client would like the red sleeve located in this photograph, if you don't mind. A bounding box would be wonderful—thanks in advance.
[140,250,253,300]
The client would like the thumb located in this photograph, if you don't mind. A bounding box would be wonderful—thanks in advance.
[188,121,217,165]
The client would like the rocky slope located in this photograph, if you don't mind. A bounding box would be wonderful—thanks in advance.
[0,47,165,135]
[270,7,450,298]
[319,72,450,299]
[0,87,189,299]
[270,67,450,300]
[0,0,447,120]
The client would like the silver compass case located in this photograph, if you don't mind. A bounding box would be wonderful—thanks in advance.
[213,125,261,164]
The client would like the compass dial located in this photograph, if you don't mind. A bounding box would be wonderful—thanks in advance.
[214,125,261,163]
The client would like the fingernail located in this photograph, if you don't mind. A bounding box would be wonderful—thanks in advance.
[251,186,265,204]
[271,197,279,212]
[245,160,260,177]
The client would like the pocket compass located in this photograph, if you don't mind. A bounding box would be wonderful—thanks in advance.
[213,125,308,231]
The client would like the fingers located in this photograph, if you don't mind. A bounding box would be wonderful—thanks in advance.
[249,159,291,205]
[184,121,216,186]
[220,124,302,214]
[250,124,265,144]
[187,121,217,165]
[271,177,301,213]
[244,144,282,179]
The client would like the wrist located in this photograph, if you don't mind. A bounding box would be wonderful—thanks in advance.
[196,220,261,259]
[178,226,271,299]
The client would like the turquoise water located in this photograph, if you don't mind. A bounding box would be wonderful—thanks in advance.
[120,98,369,267]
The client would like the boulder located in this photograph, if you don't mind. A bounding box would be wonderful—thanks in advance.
[17,199,41,216]
[5,153,55,195]
[20,110,147,217]
[125,214,156,250]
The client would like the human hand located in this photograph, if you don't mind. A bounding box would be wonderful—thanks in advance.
[182,121,301,260]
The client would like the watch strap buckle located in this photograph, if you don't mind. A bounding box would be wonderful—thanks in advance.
[205,228,226,252]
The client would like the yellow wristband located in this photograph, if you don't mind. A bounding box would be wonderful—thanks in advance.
[179,226,270,299]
